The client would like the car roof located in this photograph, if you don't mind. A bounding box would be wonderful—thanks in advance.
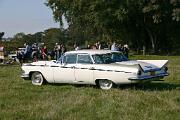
[65,49,121,55]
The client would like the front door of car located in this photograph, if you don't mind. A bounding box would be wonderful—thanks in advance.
[53,54,77,83]
[74,54,94,84]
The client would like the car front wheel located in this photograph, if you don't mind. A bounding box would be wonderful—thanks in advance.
[99,79,113,90]
[31,72,44,85]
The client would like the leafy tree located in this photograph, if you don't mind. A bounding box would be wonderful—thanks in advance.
[43,28,65,49]
[46,0,180,54]
[13,32,25,39]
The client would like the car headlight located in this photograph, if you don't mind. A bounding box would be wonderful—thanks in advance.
[22,70,25,74]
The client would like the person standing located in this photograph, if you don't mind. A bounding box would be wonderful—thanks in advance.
[17,48,24,65]
[97,41,101,49]
[50,49,55,60]
[87,44,91,49]
[41,45,48,60]
[23,43,30,62]
[122,44,129,58]
[111,42,118,51]
[74,43,80,50]
[0,45,4,63]
[31,43,38,62]
[54,43,61,60]
[61,44,66,57]
[118,44,123,52]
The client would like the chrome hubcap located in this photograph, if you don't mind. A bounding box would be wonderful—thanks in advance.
[32,72,43,85]
[34,75,42,83]
[99,80,112,89]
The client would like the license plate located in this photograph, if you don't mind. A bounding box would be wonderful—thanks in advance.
[150,71,155,76]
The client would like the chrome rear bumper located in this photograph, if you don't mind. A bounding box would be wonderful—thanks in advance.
[128,73,169,81]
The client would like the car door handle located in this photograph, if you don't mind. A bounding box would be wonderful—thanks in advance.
[71,66,75,69]
[89,67,95,70]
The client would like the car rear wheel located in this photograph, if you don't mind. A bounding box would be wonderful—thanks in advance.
[99,79,113,90]
[31,72,44,85]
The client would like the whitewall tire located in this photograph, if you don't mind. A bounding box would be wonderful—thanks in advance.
[99,79,113,90]
[31,72,44,86]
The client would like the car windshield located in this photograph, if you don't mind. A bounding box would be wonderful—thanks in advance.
[92,53,113,64]
[111,52,128,62]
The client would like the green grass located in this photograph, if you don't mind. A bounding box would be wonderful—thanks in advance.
[0,55,180,120]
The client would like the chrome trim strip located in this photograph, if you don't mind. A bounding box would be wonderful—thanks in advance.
[49,66,133,73]
[128,73,169,80]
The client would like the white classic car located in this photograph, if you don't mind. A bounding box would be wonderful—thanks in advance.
[21,50,169,89]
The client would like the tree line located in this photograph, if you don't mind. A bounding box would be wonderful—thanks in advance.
[0,28,68,51]
[0,0,179,55]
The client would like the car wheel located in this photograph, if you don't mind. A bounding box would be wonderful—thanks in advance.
[99,79,113,90]
[31,72,44,85]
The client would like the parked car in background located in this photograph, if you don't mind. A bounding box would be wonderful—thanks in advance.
[8,53,17,60]
[8,48,26,62]
[21,50,169,89]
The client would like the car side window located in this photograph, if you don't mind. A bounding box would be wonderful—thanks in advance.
[65,54,77,64]
[111,52,128,62]
[77,54,93,64]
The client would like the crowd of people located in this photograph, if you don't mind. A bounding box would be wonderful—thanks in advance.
[110,42,129,58]
[16,41,129,64]
[17,43,45,64]
[74,41,129,58]
[16,42,67,64]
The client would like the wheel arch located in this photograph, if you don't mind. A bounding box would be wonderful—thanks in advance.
[95,79,115,86]
[29,71,46,81]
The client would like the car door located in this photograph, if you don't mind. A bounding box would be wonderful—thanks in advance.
[74,54,94,84]
[53,54,77,83]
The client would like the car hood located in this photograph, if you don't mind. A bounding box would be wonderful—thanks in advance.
[116,60,168,72]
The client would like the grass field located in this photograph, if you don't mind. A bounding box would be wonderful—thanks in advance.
[0,55,179,120]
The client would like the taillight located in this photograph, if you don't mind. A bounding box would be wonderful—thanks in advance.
[137,70,142,76]
[164,67,168,72]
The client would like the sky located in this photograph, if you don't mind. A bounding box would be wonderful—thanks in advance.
[0,0,67,38]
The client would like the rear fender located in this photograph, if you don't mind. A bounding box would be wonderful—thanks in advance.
[137,60,168,68]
